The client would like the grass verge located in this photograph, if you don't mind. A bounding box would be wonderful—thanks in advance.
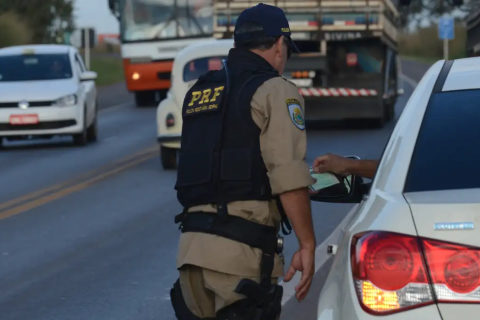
[88,56,124,87]
[399,23,467,63]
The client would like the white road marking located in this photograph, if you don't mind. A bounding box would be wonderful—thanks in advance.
[280,205,358,305]
[280,73,420,306]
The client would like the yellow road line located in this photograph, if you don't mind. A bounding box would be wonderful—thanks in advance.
[0,145,157,211]
[0,152,157,222]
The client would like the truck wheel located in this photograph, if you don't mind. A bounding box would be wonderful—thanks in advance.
[160,145,177,170]
[385,103,395,122]
[372,102,387,129]
[135,92,152,107]
[135,90,168,107]
[0,137,4,150]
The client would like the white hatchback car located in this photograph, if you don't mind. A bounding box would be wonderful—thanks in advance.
[0,45,98,147]
[156,39,233,169]
[313,57,480,319]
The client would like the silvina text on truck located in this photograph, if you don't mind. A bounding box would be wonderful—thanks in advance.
[213,0,407,128]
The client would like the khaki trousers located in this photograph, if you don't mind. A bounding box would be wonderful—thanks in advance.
[179,264,279,318]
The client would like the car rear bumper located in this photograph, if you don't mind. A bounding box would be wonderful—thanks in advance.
[157,134,181,149]
[0,106,83,136]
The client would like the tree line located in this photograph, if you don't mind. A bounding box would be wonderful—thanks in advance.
[398,0,480,29]
[0,0,74,48]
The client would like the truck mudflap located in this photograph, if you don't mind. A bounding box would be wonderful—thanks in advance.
[298,87,384,122]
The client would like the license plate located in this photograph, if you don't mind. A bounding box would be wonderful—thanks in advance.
[9,114,39,125]
[289,79,312,87]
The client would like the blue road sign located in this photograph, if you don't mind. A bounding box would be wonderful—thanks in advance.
[438,16,454,40]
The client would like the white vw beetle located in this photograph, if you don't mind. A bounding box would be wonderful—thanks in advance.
[156,39,234,169]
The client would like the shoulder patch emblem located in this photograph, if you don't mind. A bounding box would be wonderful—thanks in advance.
[286,98,305,130]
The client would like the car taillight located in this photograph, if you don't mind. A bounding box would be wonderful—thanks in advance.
[423,239,480,300]
[352,232,433,314]
[166,113,175,128]
[352,231,480,315]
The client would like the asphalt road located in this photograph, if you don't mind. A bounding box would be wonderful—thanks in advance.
[0,59,430,320]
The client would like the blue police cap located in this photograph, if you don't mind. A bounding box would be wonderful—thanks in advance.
[234,3,300,53]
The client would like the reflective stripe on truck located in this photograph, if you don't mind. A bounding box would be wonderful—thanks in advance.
[298,88,378,97]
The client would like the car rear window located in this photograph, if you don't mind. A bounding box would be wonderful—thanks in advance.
[0,53,73,82]
[183,56,227,82]
[404,89,480,193]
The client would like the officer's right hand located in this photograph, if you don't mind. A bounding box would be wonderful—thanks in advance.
[283,246,315,301]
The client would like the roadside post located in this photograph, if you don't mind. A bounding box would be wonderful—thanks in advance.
[81,28,96,69]
[438,14,455,60]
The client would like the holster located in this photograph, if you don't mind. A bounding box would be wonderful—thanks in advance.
[233,279,283,320]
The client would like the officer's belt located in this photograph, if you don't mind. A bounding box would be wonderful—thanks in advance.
[175,211,278,254]
[175,211,279,288]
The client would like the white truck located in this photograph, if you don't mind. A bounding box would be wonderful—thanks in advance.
[213,0,407,128]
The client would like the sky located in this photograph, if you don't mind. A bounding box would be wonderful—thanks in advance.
[72,0,467,35]
[74,0,119,34]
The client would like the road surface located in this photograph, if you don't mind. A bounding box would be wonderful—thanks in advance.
[0,59,430,320]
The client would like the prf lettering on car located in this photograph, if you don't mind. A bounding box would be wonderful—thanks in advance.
[184,85,225,116]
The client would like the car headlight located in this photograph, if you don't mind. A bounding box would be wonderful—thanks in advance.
[55,94,77,107]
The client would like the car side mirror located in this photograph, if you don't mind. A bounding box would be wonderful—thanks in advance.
[80,71,97,81]
[309,156,370,204]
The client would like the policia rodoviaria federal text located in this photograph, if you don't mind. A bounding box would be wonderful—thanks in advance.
[169,4,316,320]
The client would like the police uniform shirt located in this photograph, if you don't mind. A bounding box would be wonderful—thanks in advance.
[176,76,315,278]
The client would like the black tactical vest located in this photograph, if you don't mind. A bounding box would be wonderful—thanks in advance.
[175,48,281,208]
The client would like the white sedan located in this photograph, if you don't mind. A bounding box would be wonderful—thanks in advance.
[313,56,480,319]
[0,45,98,148]
[156,39,233,169]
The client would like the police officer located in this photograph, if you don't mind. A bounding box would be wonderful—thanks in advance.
[170,3,316,320]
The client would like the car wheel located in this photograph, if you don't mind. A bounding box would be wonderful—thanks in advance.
[160,145,177,170]
[87,103,98,143]
[73,107,88,146]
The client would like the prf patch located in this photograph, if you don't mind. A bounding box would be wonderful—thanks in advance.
[286,98,305,130]
[184,85,225,117]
